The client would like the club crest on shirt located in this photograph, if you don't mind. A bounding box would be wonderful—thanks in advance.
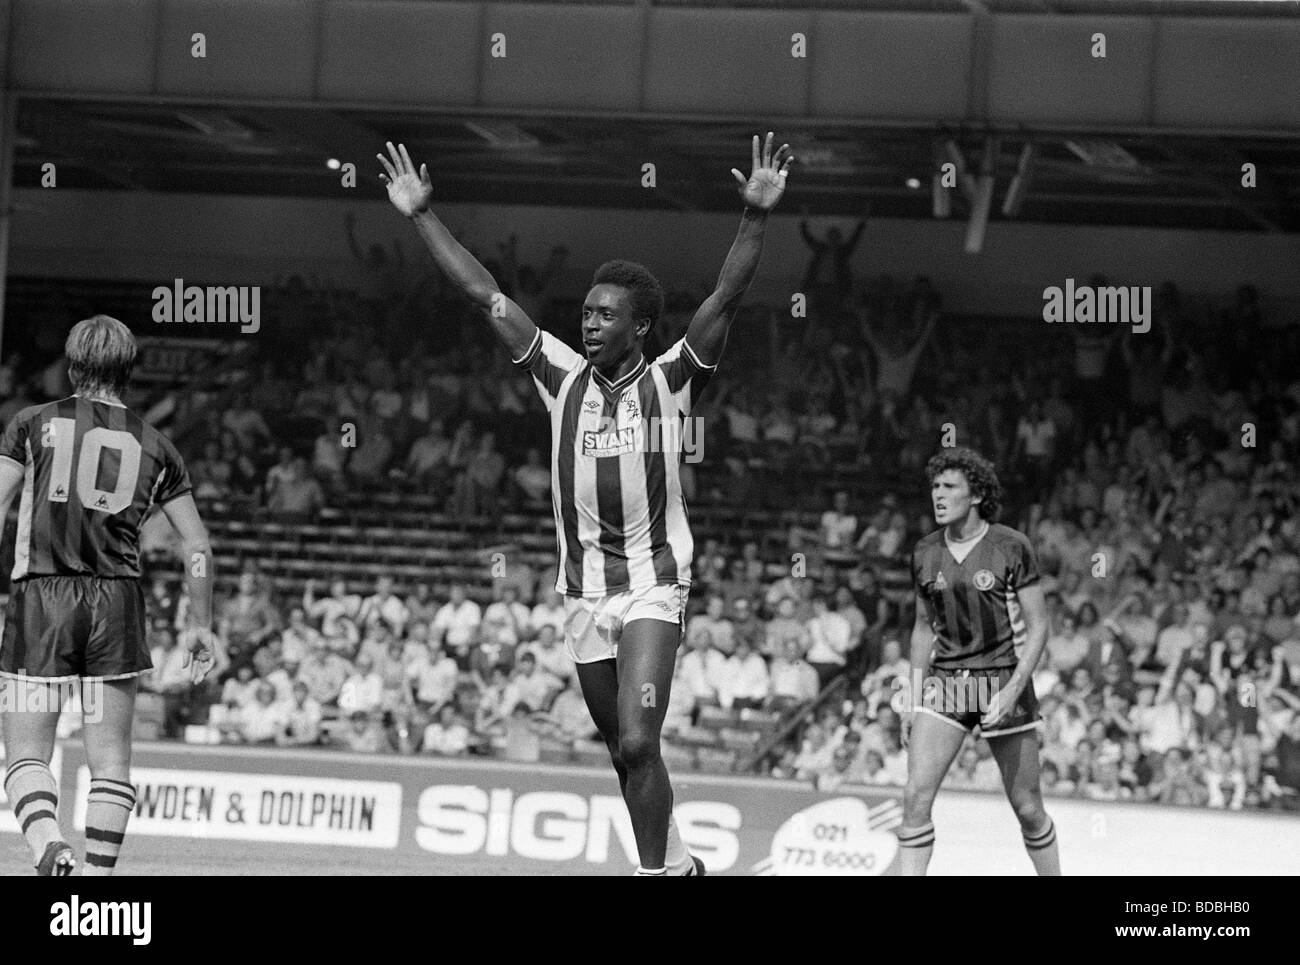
[973,569,996,591]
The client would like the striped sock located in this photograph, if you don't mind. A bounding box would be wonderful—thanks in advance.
[1023,816,1061,876]
[83,778,136,876]
[897,821,936,876]
[3,758,61,863]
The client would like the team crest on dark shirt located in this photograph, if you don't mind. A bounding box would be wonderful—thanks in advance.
[973,569,996,591]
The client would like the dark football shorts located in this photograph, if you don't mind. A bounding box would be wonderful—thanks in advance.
[0,576,151,682]
[916,665,1041,738]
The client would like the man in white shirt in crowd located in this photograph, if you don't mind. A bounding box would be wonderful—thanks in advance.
[770,639,820,707]
[730,596,767,654]
[530,584,566,639]
[483,585,532,650]
[861,637,910,711]
[432,582,482,666]
[358,575,410,637]
[859,748,895,786]
[1046,609,1091,675]
[834,585,867,649]
[149,628,193,695]
[503,651,559,715]
[685,593,736,656]
[357,621,399,668]
[280,606,324,664]
[265,446,297,500]
[523,624,575,687]
[820,490,859,553]
[404,419,452,491]
[545,680,599,742]
[715,637,770,710]
[1154,602,1198,669]
[422,705,472,756]
[679,628,728,708]
[295,642,352,709]
[725,385,762,458]
[278,681,323,747]
[239,683,289,745]
[805,593,853,688]
[1115,593,1159,662]
[254,645,295,705]
[304,578,361,638]
[410,642,460,713]
[764,595,810,658]
[339,653,384,717]
[513,447,552,505]
[406,583,440,626]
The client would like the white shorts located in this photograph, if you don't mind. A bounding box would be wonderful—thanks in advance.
[562,583,687,664]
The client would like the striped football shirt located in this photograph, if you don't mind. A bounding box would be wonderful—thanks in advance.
[911,523,1041,669]
[514,330,715,598]
[0,396,193,580]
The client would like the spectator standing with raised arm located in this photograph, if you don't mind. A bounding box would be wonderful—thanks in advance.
[798,204,867,299]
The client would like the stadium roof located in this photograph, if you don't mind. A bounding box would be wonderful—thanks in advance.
[12,99,1299,231]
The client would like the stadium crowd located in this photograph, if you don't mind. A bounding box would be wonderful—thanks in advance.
[2,228,1300,812]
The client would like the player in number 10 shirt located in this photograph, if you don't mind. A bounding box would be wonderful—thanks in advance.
[0,315,217,876]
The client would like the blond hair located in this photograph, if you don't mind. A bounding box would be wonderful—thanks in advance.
[66,315,137,396]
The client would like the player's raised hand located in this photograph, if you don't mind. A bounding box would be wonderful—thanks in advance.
[180,626,219,684]
[377,141,433,218]
[731,132,793,212]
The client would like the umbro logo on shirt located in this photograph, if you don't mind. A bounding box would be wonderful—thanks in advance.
[584,400,599,410]
[934,572,948,591]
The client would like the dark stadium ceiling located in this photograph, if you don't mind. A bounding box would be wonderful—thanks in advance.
[11,98,1300,232]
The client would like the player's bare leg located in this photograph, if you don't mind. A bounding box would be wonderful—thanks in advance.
[899,712,966,876]
[576,658,697,875]
[576,660,629,793]
[80,678,139,876]
[987,729,1060,875]
[613,618,681,875]
[0,676,73,874]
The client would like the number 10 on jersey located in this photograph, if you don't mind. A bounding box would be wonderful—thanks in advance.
[44,418,142,514]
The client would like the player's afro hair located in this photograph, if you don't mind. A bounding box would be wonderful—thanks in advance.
[925,447,1004,523]
[591,260,664,335]
[66,315,138,397]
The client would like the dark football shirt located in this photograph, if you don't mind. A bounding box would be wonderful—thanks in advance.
[0,397,192,580]
[911,523,1041,670]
